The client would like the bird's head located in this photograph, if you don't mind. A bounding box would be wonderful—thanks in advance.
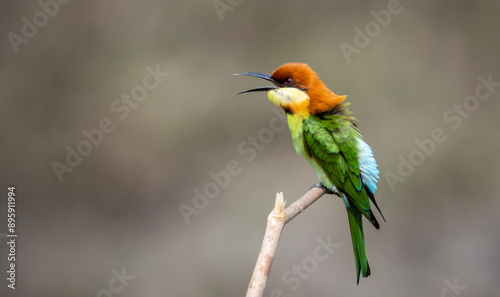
[235,62,347,116]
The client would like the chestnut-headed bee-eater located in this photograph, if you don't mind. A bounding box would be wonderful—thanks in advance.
[235,62,384,284]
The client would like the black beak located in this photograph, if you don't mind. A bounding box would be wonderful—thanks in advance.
[234,72,280,95]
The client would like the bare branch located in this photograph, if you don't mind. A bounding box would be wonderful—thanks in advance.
[246,187,339,297]
[247,192,286,297]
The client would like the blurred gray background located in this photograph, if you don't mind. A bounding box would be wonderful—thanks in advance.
[1,0,499,296]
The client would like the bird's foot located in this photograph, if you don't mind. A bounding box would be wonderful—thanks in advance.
[310,183,339,196]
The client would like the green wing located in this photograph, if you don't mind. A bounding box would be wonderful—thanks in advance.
[302,114,380,283]
[302,114,380,228]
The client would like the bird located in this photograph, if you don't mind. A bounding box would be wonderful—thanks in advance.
[234,62,384,284]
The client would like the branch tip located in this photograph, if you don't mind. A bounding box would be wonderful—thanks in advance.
[246,188,327,297]
[271,192,286,220]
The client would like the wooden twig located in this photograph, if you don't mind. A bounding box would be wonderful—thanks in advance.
[246,187,340,297]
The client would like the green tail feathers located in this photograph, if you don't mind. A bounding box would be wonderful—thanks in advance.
[346,206,371,284]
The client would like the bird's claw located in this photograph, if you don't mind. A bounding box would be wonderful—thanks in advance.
[310,183,339,196]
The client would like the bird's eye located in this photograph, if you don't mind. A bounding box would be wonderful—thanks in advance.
[285,78,293,85]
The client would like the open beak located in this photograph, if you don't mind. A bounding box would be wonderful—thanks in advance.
[234,72,280,95]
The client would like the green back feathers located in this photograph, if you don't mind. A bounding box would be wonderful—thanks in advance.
[301,107,381,283]
[302,112,380,229]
